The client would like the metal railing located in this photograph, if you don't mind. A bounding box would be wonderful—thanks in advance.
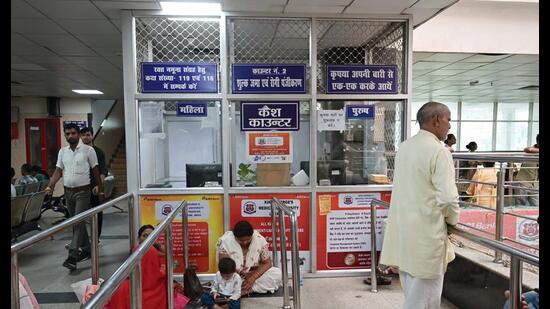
[270,198,301,309]
[83,200,188,309]
[11,192,135,309]
[452,153,539,261]
[369,199,539,309]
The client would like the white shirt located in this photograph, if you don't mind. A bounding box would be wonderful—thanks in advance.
[211,272,242,300]
[56,141,98,188]
[11,184,16,197]
[380,129,459,279]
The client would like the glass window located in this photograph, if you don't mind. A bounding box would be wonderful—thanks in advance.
[138,101,222,188]
[461,102,494,120]
[531,122,539,145]
[411,101,458,120]
[231,101,310,187]
[460,122,493,151]
[317,100,403,185]
[411,121,457,141]
[497,103,529,121]
[533,103,539,121]
[495,122,529,151]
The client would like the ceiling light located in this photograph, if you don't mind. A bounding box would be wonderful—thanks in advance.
[160,2,221,16]
[72,89,104,95]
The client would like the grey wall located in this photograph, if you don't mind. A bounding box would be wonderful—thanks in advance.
[91,99,116,134]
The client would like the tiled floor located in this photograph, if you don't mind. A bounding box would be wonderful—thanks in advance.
[18,206,458,309]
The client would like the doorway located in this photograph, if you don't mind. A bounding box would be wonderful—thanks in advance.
[25,118,61,174]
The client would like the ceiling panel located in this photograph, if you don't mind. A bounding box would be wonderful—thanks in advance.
[11,34,54,56]
[285,5,345,13]
[56,19,121,35]
[460,54,510,63]
[11,0,45,18]
[422,52,474,62]
[411,0,457,9]
[412,61,449,70]
[346,0,415,12]
[11,18,66,34]
[24,33,98,56]
[77,34,122,49]
[25,0,106,19]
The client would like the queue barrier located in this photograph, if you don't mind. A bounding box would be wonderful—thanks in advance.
[369,199,539,309]
[270,197,301,309]
[452,152,539,261]
[83,200,188,309]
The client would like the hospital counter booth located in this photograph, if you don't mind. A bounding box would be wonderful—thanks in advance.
[122,12,410,278]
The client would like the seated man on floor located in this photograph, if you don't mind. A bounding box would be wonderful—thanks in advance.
[216,220,282,296]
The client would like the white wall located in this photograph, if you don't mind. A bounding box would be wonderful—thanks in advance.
[11,96,91,194]
[413,1,538,54]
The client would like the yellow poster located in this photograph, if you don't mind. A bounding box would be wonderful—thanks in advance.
[140,194,223,274]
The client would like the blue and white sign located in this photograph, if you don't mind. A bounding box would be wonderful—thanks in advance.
[63,121,87,130]
[241,102,299,131]
[232,64,306,94]
[346,105,375,119]
[326,65,398,94]
[141,62,218,93]
[176,102,208,117]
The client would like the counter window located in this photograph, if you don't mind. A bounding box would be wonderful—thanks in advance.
[138,101,222,188]
[231,101,310,187]
[316,101,403,185]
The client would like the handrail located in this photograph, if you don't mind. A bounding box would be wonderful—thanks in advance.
[83,200,188,309]
[452,153,539,162]
[369,199,538,309]
[11,192,135,309]
[270,197,301,309]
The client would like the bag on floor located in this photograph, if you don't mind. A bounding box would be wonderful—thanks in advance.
[70,277,104,304]
[183,266,203,301]
[174,292,190,309]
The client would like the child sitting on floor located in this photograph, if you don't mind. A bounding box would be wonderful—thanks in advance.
[201,257,242,309]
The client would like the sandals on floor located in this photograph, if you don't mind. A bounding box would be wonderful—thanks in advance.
[363,275,392,286]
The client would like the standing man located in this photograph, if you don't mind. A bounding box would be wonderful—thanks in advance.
[81,127,109,240]
[45,123,104,271]
[514,134,538,206]
[380,102,459,308]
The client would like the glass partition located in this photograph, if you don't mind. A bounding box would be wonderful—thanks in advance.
[138,100,222,188]
[316,100,403,185]
[231,101,310,187]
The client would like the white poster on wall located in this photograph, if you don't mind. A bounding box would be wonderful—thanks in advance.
[318,110,345,131]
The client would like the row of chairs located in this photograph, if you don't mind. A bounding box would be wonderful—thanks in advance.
[14,179,49,196]
[11,191,47,241]
[11,176,119,242]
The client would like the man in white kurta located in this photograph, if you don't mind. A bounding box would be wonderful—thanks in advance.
[380,102,459,309]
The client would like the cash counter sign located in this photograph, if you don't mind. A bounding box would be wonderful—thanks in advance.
[241,102,299,131]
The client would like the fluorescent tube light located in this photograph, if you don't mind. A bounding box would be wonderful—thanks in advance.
[72,90,104,95]
[160,2,221,16]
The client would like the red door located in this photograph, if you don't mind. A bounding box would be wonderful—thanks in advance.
[25,118,61,174]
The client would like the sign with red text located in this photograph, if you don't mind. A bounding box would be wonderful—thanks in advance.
[140,195,224,274]
[316,191,392,270]
[246,132,292,163]
[230,193,310,271]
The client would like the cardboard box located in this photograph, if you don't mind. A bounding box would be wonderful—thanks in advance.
[256,163,291,186]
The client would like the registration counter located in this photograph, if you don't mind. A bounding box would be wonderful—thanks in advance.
[121,12,412,276]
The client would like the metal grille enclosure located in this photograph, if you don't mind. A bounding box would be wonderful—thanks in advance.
[135,17,221,92]
[316,20,406,94]
[228,18,311,93]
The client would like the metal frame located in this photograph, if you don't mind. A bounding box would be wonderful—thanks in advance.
[369,199,538,309]
[122,10,412,278]
[83,200,188,309]
[11,193,134,309]
[271,197,301,309]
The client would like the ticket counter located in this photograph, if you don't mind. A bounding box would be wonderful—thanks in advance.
[122,12,412,276]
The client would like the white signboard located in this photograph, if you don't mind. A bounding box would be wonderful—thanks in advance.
[318,110,345,131]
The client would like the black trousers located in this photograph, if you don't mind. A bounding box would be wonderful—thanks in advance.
[90,194,103,238]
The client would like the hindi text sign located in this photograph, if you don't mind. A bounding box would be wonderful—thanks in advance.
[241,102,299,131]
[232,64,306,94]
[141,62,218,93]
[326,65,397,94]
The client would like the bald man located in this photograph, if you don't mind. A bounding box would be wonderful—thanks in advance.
[380,102,460,309]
